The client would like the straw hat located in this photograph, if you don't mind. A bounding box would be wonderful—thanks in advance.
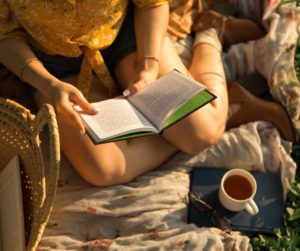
[0,98,60,251]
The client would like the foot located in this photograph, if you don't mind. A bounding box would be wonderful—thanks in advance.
[227,82,297,143]
[193,10,266,50]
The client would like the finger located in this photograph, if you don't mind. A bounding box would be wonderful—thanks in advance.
[60,101,86,134]
[123,79,148,96]
[71,90,98,114]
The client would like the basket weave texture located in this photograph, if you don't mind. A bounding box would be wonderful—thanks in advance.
[0,98,60,251]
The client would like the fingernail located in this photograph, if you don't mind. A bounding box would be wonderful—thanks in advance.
[80,130,85,135]
[123,89,130,97]
[91,106,98,114]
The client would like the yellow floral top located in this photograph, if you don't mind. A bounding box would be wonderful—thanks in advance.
[0,0,168,96]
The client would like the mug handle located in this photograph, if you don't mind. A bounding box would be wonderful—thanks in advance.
[245,199,259,215]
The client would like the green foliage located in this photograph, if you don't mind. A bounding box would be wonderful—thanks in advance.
[277,0,300,8]
[250,27,300,250]
[250,178,300,250]
[250,137,300,250]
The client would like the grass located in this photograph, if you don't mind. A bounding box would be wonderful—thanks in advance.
[250,148,300,250]
[250,21,300,250]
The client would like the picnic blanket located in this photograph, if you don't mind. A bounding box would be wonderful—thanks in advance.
[34,1,299,250]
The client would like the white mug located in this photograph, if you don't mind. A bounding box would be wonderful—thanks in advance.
[218,169,259,215]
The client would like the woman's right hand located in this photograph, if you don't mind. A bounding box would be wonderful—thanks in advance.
[49,81,97,134]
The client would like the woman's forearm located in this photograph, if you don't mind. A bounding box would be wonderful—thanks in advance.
[123,3,169,95]
[134,4,169,62]
[0,37,96,132]
[0,38,59,97]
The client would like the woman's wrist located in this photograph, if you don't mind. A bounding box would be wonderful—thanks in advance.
[17,56,61,97]
[135,56,160,72]
[37,77,63,99]
[19,58,42,81]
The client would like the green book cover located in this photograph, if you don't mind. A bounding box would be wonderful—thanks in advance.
[79,70,216,144]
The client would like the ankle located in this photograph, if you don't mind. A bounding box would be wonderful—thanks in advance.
[227,103,241,121]
[222,18,266,49]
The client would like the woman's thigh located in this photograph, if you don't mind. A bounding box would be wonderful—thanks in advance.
[34,75,177,186]
[114,37,227,153]
[33,76,120,183]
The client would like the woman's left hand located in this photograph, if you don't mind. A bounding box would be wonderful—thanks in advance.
[123,57,160,96]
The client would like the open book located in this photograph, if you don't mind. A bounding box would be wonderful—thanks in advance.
[79,70,216,144]
[0,156,25,251]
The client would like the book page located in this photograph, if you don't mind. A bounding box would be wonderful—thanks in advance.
[128,70,206,129]
[79,97,159,142]
[0,156,25,251]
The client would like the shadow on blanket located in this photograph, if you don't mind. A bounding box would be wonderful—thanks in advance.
[37,121,295,250]
[0,51,297,251]
[1,0,300,247]
[0,44,297,251]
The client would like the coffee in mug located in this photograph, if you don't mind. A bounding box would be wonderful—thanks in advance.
[219,169,259,215]
[223,174,253,200]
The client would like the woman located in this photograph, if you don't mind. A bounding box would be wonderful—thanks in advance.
[0,0,228,186]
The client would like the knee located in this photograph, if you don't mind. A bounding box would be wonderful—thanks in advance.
[78,158,129,187]
[181,123,225,155]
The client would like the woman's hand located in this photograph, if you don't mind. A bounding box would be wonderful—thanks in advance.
[123,57,160,96]
[49,81,97,134]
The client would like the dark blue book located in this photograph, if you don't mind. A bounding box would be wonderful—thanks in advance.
[188,167,285,235]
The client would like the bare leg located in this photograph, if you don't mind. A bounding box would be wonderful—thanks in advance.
[115,37,228,154]
[34,76,178,187]
[34,37,227,186]
[162,39,228,153]
[193,10,266,50]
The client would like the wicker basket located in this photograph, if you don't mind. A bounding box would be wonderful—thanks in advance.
[0,98,60,251]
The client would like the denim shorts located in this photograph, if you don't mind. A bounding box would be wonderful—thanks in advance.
[30,1,136,79]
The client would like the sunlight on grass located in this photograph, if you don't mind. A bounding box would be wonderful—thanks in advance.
[250,10,300,249]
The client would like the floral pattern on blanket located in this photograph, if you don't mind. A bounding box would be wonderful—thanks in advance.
[37,121,296,250]
[226,0,300,137]
[38,1,300,250]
